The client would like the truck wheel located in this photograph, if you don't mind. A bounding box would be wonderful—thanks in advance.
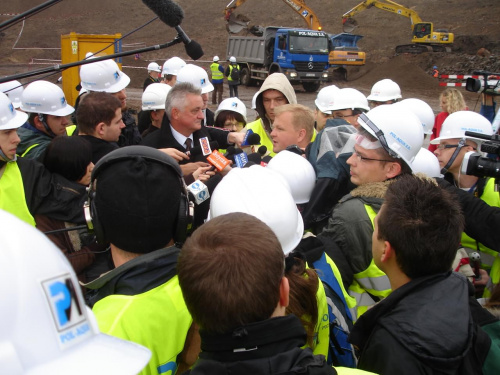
[302,82,320,93]
[240,67,251,86]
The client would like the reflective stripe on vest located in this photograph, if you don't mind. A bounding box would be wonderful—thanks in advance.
[21,143,39,158]
[0,162,35,226]
[210,63,224,80]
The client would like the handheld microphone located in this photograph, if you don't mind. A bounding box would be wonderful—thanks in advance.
[258,145,267,156]
[187,141,219,157]
[247,133,261,146]
[141,0,204,60]
[470,252,482,280]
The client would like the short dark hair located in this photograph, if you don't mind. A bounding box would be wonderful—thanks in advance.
[178,213,285,334]
[76,92,121,134]
[214,110,246,128]
[42,136,92,181]
[377,175,464,279]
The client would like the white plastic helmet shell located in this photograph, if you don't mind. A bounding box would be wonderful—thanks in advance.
[358,104,423,167]
[229,56,237,63]
[412,148,442,177]
[330,88,370,112]
[176,64,214,94]
[214,97,247,123]
[20,80,74,116]
[367,79,402,102]
[314,85,340,114]
[0,92,28,130]
[141,83,171,110]
[0,80,24,108]
[79,56,130,93]
[267,150,316,204]
[0,210,151,374]
[430,111,493,146]
[210,166,304,255]
[147,62,161,73]
[396,98,435,135]
[213,56,220,62]
[162,56,186,76]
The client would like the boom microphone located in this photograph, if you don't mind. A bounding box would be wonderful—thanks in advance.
[141,0,204,60]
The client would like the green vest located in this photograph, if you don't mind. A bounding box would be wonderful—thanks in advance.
[93,275,192,375]
[210,63,224,81]
[0,162,35,226]
[227,64,239,82]
[244,118,276,157]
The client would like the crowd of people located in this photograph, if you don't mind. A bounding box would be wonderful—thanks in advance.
[1,53,500,375]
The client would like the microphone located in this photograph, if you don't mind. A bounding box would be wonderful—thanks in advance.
[188,141,219,157]
[470,252,482,280]
[247,133,261,146]
[141,0,204,60]
[247,152,262,165]
[258,145,267,156]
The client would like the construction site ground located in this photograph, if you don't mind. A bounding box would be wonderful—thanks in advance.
[1,0,500,120]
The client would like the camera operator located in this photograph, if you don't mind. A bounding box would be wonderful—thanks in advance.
[466,71,500,132]
[431,110,498,297]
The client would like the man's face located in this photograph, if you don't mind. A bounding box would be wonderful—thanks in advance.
[172,93,204,136]
[270,111,302,153]
[46,115,70,136]
[372,205,386,272]
[262,89,288,121]
[0,128,20,160]
[433,138,476,174]
[101,108,125,142]
[201,93,209,110]
[314,109,333,132]
[332,109,361,130]
[347,145,393,186]
[111,89,127,111]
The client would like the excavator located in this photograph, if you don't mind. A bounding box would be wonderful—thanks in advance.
[224,0,366,72]
[342,0,454,54]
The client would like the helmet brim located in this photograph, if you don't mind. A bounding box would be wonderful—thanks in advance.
[0,109,28,130]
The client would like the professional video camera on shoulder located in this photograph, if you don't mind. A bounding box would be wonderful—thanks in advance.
[465,71,500,96]
[461,131,500,183]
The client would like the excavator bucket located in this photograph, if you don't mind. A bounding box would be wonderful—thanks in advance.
[342,18,358,33]
[226,13,250,34]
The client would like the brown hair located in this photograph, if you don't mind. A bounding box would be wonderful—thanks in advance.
[178,212,285,334]
[274,104,315,143]
[76,92,121,135]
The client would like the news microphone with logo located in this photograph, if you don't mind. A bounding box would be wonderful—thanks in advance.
[186,180,210,205]
[187,141,219,157]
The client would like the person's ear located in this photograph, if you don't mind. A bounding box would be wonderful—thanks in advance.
[96,122,106,136]
[279,276,289,308]
[385,161,402,179]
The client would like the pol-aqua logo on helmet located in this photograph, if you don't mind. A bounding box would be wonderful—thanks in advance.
[200,78,206,86]
[114,71,120,81]
[231,101,238,108]
[60,97,67,106]
[42,274,91,349]
[8,102,14,114]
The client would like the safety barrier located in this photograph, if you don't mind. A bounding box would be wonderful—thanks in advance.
[438,74,500,87]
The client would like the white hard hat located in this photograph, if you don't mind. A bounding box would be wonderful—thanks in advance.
[20,80,74,116]
[147,62,162,73]
[430,111,493,146]
[0,80,24,108]
[330,88,369,112]
[214,97,247,123]
[213,56,220,62]
[267,150,316,204]
[162,56,186,76]
[0,209,151,374]
[314,85,340,114]
[141,83,171,110]
[395,98,435,135]
[79,54,130,93]
[412,148,442,178]
[229,56,237,63]
[0,92,28,130]
[367,79,402,102]
[358,104,423,167]
[210,166,303,255]
[176,64,214,94]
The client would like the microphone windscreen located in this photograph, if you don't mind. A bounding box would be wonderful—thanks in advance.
[142,0,184,27]
[262,155,272,163]
[247,133,261,145]
[258,145,267,156]
[185,40,204,60]
[247,153,262,165]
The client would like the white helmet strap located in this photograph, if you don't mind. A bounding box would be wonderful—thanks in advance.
[440,138,466,175]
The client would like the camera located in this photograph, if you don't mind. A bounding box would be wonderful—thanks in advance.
[465,71,500,96]
[461,131,500,179]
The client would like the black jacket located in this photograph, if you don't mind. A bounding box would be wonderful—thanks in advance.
[79,135,119,165]
[118,110,142,147]
[186,314,336,375]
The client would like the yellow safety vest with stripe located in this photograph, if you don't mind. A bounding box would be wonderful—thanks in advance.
[210,63,224,81]
[0,162,35,226]
[348,205,391,318]
[227,64,239,82]
[93,275,192,375]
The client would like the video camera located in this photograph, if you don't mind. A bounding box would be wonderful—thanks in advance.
[461,131,500,180]
[465,71,500,96]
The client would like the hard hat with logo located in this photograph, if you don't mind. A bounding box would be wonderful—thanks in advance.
[229,56,237,63]
[395,98,434,135]
[214,97,247,123]
[147,62,162,73]
[357,104,423,167]
[0,92,28,130]
[0,209,151,374]
[267,150,316,204]
[141,83,171,110]
[330,88,370,112]
[213,56,220,62]
[430,111,493,146]
[177,64,214,94]
[20,80,74,116]
[367,79,402,102]
[412,148,442,178]
[0,80,24,108]
[162,56,186,76]
[210,166,303,255]
[314,85,340,114]
[79,54,130,93]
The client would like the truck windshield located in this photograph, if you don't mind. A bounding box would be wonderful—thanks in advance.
[289,35,329,54]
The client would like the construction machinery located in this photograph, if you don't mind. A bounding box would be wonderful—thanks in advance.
[342,0,454,54]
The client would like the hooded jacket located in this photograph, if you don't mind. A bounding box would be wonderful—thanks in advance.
[17,124,52,160]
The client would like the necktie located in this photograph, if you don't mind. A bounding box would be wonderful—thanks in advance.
[185,138,192,152]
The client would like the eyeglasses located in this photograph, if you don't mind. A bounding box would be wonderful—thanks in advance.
[333,112,355,119]
[353,150,394,163]
[223,122,244,130]
[436,144,459,150]
[358,113,399,159]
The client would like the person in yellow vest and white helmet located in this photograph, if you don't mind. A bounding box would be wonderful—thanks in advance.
[210,55,225,105]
